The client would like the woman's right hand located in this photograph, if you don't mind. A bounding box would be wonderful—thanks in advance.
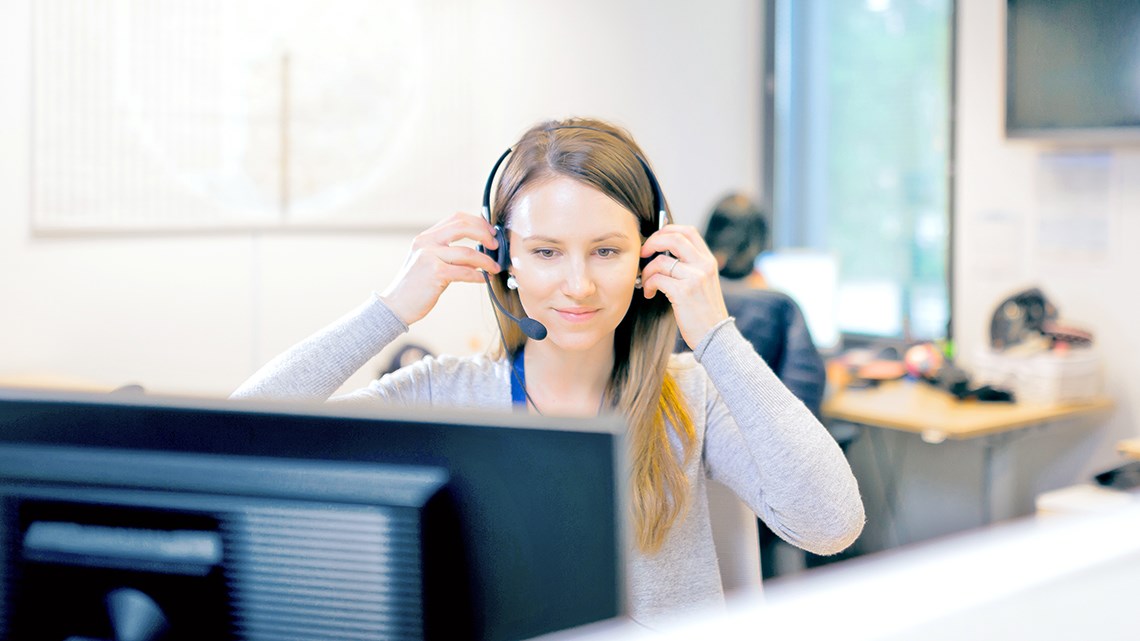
[379,212,503,326]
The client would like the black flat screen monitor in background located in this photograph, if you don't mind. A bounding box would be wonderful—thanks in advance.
[1005,0,1140,142]
[0,388,627,641]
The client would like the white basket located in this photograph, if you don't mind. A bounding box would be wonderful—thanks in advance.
[971,347,1101,406]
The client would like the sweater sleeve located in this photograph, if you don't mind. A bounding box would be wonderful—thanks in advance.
[230,295,409,401]
[694,319,865,555]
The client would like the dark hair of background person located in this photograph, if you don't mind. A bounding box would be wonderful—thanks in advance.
[378,342,434,378]
[702,193,769,280]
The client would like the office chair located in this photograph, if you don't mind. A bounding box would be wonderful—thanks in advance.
[378,342,434,378]
[706,479,762,594]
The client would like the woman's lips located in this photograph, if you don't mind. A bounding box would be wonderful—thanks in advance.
[555,308,599,323]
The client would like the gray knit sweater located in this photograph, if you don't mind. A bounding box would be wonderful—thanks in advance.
[232,296,864,625]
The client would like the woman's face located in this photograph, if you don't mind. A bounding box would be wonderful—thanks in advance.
[506,176,643,353]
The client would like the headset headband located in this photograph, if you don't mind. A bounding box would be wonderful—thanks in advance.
[481,125,669,235]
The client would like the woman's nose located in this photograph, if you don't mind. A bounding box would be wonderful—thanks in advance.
[562,260,596,298]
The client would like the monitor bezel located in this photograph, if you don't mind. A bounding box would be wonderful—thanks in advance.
[0,386,630,641]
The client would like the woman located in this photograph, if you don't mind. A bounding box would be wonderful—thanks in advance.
[233,117,864,624]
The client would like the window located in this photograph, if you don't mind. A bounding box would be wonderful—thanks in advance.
[768,0,954,345]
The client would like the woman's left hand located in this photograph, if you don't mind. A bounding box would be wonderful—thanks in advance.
[640,224,730,349]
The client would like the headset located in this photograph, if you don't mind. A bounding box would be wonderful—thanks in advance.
[478,125,670,341]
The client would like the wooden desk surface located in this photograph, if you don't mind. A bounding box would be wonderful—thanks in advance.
[822,380,1114,441]
[0,375,114,394]
[1117,438,1140,459]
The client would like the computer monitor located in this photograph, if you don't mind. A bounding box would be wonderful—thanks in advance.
[755,249,841,351]
[0,388,626,641]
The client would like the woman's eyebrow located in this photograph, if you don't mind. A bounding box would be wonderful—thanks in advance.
[590,232,634,243]
[518,232,633,244]
[516,234,562,244]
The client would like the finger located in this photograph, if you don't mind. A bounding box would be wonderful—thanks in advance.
[421,254,494,287]
[440,263,491,284]
[643,224,708,253]
[641,259,691,300]
[639,252,682,285]
[667,224,705,245]
[641,268,678,300]
[641,241,720,300]
[434,245,502,274]
[645,227,722,280]
[640,227,700,262]
[420,211,473,235]
[436,213,500,248]
[419,212,499,250]
[670,224,719,261]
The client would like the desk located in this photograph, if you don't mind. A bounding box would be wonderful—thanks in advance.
[0,375,114,393]
[1116,438,1140,460]
[823,380,1113,551]
[824,380,1113,443]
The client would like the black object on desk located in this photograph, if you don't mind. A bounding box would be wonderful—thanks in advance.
[929,364,1015,403]
[1095,461,1140,491]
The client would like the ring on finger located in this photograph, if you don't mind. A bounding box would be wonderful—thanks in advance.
[668,257,680,278]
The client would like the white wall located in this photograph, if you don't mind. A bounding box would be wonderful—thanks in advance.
[4,1,1134,484]
[955,0,1140,479]
[0,0,762,397]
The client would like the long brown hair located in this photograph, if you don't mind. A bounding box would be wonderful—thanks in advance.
[487,118,696,553]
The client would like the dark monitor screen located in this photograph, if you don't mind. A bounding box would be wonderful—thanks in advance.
[1006,0,1140,141]
[0,388,626,641]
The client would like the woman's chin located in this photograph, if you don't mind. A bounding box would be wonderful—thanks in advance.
[541,328,613,353]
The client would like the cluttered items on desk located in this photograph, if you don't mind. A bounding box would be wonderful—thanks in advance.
[827,287,1101,406]
[974,287,1101,406]
[827,342,1014,402]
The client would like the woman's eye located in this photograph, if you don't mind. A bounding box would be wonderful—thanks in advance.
[596,248,618,258]
[535,249,556,259]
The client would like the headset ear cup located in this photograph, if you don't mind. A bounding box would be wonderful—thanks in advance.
[493,226,510,270]
[479,225,511,271]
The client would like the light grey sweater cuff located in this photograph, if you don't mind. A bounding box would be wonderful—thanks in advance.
[692,317,736,362]
[693,316,792,412]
